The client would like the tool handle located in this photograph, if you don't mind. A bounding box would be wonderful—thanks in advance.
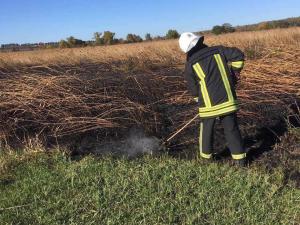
[166,113,199,143]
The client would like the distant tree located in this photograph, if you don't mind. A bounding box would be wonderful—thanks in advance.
[166,29,180,39]
[126,34,133,43]
[66,36,76,47]
[46,45,56,49]
[59,40,70,48]
[257,22,273,30]
[126,34,143,43]
[66,36,85,47]
[102,31,115,45]
[117,38,125,44]
[75,39,86,46]
[153,35,164,41]
[85,41,93,46]
[276,20,289,28]
[212,23,235,35]
[93,32,103,45]
[212,25,224,35]
[145,33,152,41]
[222,23,235,33]
[234,17,300,32]
[126,34,134,43]
[287,17,300,27]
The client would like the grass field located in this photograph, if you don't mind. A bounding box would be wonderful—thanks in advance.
[0,27,300,224]
[0,150,299,225]
[0,27,299,67]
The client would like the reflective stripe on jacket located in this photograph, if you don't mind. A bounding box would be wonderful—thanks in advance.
[184,45,245,118]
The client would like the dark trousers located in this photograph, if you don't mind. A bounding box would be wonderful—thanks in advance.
[199,113,246,160]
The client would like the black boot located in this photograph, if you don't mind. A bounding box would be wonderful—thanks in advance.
[234,158,248,167]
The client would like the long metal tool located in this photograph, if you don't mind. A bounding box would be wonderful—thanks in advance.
[165,113,199,143]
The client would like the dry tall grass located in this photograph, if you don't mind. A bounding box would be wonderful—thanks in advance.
[0,27,299,148]
[0,27,299,67]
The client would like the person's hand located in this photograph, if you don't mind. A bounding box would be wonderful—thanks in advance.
[231,70,241,86]
[233,71,241,81]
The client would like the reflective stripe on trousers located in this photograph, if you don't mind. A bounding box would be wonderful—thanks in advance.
[199,113,246,160]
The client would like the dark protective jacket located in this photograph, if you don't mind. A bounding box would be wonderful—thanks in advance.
[184,43,245,118]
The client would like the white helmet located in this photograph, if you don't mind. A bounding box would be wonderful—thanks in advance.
[179,32,203,53]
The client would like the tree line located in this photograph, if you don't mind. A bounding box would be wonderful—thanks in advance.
[211,16,300,35]
[2,16,299,51]
[1,29,180,51]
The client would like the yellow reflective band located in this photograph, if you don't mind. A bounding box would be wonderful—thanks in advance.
[193,63,212,108]
[199,100,238,113]
[214,54,234,102]
[232,61,244,69]
[199,122,203,153]
[199,105,238,117]
[200,83,211,108]
[200,152,212,159]
[199,122,212,159]
[232,153,247,160]
[193,63,206,79]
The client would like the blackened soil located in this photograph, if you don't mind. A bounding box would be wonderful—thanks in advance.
[167,118,300,188]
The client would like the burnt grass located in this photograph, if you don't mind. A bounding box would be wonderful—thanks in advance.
[67,66,300,188]
[166,102,300,188]
[1,63,300,188]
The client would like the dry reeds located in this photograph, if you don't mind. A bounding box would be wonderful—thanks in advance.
[0,28,299,148]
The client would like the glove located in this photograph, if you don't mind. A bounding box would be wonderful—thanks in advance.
[230,68,241,86]
[233,71,241,81]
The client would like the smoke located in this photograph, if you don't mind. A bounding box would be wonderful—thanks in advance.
[78,129,164,157]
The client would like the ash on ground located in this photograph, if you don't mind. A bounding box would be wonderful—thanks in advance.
[77,129,164,157]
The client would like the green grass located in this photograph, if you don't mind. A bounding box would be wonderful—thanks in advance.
[0,150,299,225]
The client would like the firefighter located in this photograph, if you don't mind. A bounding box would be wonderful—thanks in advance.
[179,32,247,166]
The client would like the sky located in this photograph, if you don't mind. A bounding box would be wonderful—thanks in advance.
[0,0,299,45]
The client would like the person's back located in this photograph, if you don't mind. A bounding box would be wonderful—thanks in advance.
[179,33,247,166]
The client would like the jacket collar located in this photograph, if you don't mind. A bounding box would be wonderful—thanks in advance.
[187,37,208,60]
